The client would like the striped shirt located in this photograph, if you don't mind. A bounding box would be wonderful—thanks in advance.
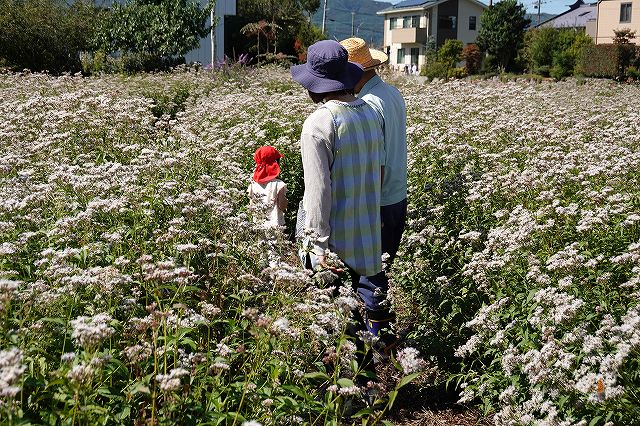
[300,98,384,276]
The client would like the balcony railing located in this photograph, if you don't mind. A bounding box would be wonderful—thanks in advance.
[390,27,429,44]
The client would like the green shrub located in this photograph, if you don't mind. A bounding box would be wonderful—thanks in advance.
[439,39,463,68]
[0,0,100,73]
[526,28,593,77]
[447,67,467,79]
[628,66,640,80]
[481,54,499,73]
[421,61,450,79]
[578,43,639,79]
[550,49,575,80]
[526,27,558,71]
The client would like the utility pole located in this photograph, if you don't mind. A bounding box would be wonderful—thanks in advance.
[322,0,328,34]
[351,12,355,36]
[210,6,215,66]
[537,0,541,25]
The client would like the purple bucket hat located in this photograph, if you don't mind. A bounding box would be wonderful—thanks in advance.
[291,40,364,93]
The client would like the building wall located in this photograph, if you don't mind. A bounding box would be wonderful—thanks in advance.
[596,0,640,44]
[381,0,486,69]
[457,0,485,45]
[586,19,598,39]
[383,8,430,68]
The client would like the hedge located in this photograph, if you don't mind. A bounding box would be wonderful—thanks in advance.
[578,43,639,78]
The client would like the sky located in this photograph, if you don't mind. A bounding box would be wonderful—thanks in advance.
[386,0,577,15]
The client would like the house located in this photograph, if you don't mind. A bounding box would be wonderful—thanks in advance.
[185,0,236,65]
[96,0,236,65]
[534,0,597,37]
[593,0,640,44]
[376,0,488,70]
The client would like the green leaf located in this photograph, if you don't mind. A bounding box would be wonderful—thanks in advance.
[397,371,422,389]
[387,390,398,409]
[337,377,355,388]
[38,317,66,326]
[128,381,150,395]
[304,371,330,381]
[350,407,374,418]
[589,416,602,426]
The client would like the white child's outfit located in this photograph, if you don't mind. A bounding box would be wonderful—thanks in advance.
[248,178,286,227]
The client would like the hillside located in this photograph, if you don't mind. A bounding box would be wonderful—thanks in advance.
[525,12,557,26]
[311,0,392,48]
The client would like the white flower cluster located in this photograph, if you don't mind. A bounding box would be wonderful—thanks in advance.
[70,313,115,349]
[156,368,190,392]
[0,348,26,398]
[396,347,427,375]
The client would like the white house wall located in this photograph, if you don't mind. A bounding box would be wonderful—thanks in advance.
[457,0,484,45]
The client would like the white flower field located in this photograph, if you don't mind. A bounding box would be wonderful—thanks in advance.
[1,67,639,425]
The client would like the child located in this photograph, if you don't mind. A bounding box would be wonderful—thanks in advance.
[248,146,288,227]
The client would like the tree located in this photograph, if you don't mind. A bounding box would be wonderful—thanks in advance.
[0,0,100,73]
[93,0,212,59]
[476,0,530,71]
[462,43,482,75]
[229,0,322,63]
[241,20,282,62]
[438,39,463,68]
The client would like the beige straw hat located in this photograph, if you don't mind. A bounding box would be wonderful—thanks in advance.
[339,37,389,71]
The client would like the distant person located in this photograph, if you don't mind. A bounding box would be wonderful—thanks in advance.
[340,37,408,348]
[290,39,384,287]
[248,146,288,228]
[411,63,418,75]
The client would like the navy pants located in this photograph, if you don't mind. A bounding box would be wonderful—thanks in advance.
[358,198,407,312]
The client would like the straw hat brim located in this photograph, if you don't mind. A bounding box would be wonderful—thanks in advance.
[362,49,389,71]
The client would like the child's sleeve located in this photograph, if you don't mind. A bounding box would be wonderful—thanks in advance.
[276,183,288,211]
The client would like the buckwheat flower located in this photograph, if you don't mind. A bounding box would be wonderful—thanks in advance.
[458,386,474,404]
[70,313,114,349]
[212,360,230,371]
[327,384,338,393]
[175,243,198,253]
[338,385,361,396]
[156,368,189,392]
[216,342,233,357]
[356,330,380,346]
[0,279,20,313]
[499,385,516,402]
[459,230,482,241]
[396,347,427,375]
[0,348,26,398]
[67,363,94,385]
[122,342,153,363]
[242,421,263,426]
[61,352,76,362]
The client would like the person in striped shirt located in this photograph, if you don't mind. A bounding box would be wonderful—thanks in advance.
[290,40,385,304]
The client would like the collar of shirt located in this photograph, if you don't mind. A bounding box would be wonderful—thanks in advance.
[358,74,383,97]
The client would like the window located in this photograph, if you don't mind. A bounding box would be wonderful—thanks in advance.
[620,3,632,23]
[410,47,420,65]
[469,16,477,30]
[390,17,398,29]
[397,48,405,64]
[412,15,420,28]
[403,16,412,28]
[438,15,457,30]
